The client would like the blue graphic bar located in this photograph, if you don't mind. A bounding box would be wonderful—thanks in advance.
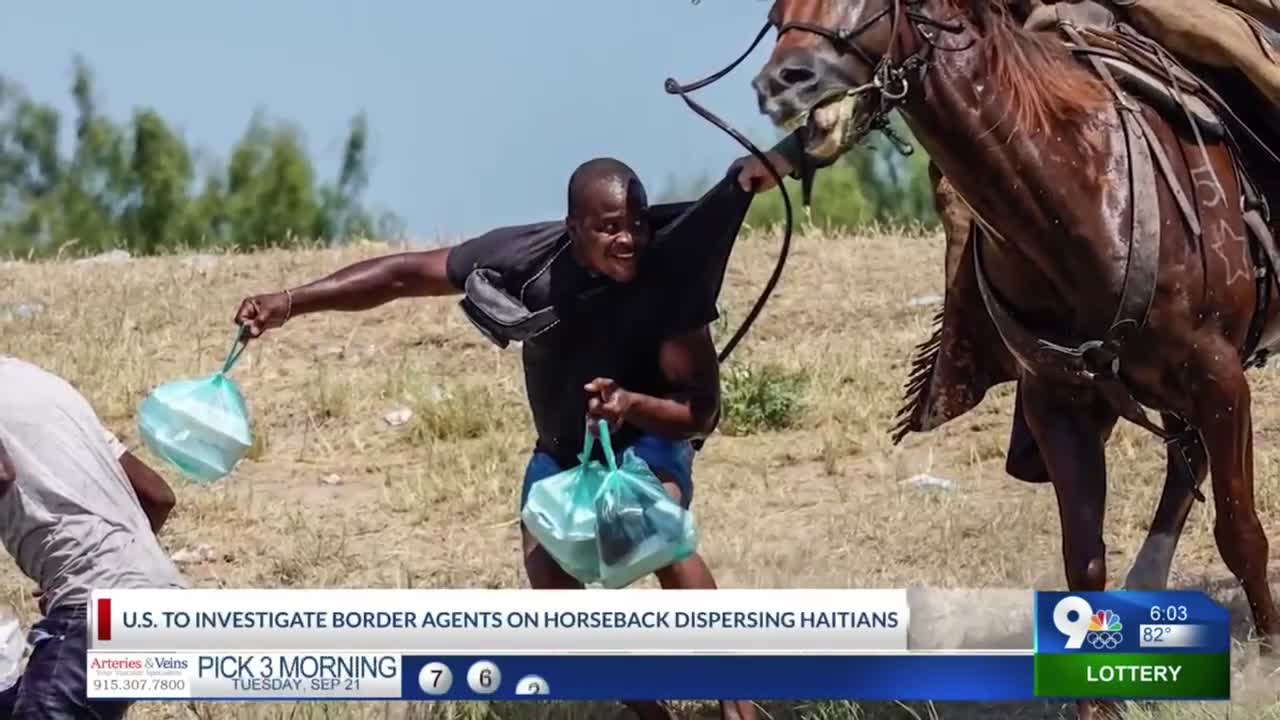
[1034,592,1230,655]
[400,655,1033,701]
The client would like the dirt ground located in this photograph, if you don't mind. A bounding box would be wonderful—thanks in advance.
[1,227,1278,719]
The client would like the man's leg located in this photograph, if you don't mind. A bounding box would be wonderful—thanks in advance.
[520,451,586,590]
[11,606,130,720]
[0,680,19,720]
[634,438,758,720]
[522,528,586,590]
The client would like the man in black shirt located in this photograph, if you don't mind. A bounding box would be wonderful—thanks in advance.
[232,152,810,720]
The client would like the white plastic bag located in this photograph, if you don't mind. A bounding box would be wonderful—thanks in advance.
[0,608,25,693]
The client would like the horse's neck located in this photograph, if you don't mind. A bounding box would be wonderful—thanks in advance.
[898,21,1124,299]
[903,48,1058,236]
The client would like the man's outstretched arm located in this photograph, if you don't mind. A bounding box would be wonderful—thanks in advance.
[234,248,457,338]
[734,128,843,193]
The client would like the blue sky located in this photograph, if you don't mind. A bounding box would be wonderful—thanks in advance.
[1,1,784,243]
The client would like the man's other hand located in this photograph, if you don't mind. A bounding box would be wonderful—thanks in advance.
[234,292,291,339]
[734,150,793,193]
[585,378,633,433]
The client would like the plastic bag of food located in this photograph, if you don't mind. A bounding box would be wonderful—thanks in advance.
[520,425,608,584]
[138,329,253,483]
[592,424,698,589]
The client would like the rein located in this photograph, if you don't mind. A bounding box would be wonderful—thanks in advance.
[664,23,798,364]
[665,0,966,363]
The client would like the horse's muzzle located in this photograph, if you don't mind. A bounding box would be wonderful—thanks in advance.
[752,47,826,125]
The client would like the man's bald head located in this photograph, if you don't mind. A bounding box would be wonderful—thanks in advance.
[567,157,644,219]
[564,157,651,283]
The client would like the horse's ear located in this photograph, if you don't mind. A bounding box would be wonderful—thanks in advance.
[968,0,999,31]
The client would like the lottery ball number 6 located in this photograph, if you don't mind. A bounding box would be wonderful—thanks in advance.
[467,661,501,694]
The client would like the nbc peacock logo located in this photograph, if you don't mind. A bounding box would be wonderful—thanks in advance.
[1085,609,1124,650]
[1052,596,1126,651]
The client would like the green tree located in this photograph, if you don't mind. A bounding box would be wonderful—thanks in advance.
[743,114,939,232]
[0,58,402,257]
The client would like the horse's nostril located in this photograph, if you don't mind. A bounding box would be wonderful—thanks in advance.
[779,65,816,87]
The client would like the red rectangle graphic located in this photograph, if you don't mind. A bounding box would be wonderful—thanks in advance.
[96,598,111,642]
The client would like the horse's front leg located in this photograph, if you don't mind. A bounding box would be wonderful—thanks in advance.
[1019,376,1120,720]
[1123,413,1208,590]
[928,162,972,293]
[1189,344,1280,651]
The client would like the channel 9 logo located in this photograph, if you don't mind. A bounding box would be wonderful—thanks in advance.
[1052,595,1124,651]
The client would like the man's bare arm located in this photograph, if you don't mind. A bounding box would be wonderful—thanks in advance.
[287,249,457,314]
[119,451,176,534]
[235,248,458,337]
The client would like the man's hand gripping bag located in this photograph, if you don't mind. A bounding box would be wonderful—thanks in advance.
[592,423,699,589]
[520,427,609,585]
[137,329,253,483]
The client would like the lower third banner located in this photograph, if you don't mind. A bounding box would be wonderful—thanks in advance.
[85,652,1228,702]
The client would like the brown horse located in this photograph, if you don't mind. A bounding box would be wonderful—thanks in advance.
[911,1,1247,608]
[926,150,1213,597]
[749,0,1280,712]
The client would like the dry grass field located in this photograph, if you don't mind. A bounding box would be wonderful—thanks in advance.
[2,225,1279,719]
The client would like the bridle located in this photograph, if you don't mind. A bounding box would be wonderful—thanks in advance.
[665,0,968,364]
[776,0,971,151]
[664,20,799,365]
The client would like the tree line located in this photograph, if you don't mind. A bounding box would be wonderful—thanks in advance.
[1,58,939,259]
[0,58,404,258]
[660,114,940,233]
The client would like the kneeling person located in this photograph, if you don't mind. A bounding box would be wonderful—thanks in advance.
[235,157,755,720]
[0,356,185,720]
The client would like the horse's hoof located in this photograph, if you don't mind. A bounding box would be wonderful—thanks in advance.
[1258,634,1280,656]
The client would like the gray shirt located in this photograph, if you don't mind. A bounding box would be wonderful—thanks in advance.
[0,356,186,612]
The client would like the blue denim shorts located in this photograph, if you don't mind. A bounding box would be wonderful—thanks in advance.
[0,604,131,720]
[520,435,695,510]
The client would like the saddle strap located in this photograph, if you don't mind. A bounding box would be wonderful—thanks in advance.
[971,23,1173,440]
[1239,161,1280,367]
[1062,23,1202,238]
[1101,23,1280,169]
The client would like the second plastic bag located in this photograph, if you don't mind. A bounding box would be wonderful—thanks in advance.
[592,423,699,589]
[520,428,608,585]
[137,329,253,484]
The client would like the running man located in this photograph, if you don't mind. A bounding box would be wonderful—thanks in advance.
[233,155,779,720]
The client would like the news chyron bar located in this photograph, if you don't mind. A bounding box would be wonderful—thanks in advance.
[85,589,1230,702]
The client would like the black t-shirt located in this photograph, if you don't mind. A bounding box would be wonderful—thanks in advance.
[444,171,752,465]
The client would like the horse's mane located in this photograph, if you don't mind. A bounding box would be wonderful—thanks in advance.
[938,0,1110,134]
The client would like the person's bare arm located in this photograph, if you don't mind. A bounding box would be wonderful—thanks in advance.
[119,450,175,534]
[234,248,457,337]
[585,325,721,440]
[0,438,14,498]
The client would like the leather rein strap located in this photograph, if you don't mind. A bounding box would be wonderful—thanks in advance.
[664,22,798,365]
[663,0,967,363]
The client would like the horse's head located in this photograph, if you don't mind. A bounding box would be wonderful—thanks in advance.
[752,0,906,161]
